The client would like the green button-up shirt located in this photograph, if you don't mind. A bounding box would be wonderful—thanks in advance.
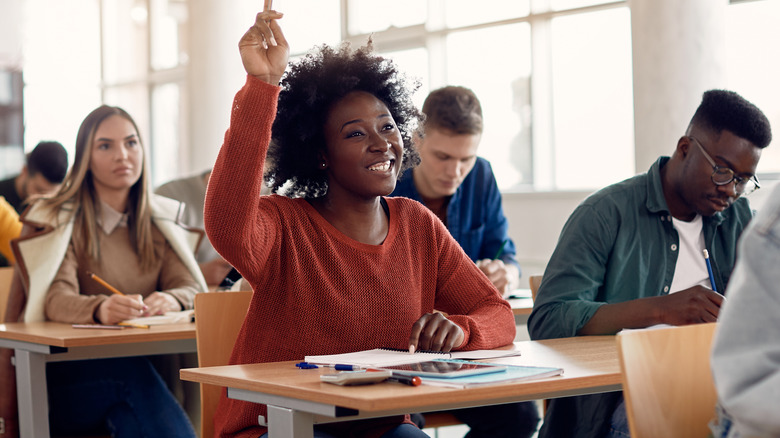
[528,156,755,438]
[529,156,754,340]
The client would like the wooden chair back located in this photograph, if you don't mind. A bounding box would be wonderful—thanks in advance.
[528,275,543,302]
[194,291,252,438]
[617,322,718,438]
[0,266,14,323]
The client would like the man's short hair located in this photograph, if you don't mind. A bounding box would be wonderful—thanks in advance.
[27,141,68,183]
[422,86,483,135]
[689,90,772,149]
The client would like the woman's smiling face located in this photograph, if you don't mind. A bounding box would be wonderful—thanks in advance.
[321,91,404,200]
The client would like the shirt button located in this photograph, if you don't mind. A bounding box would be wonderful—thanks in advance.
[671,244,677,251]
[663,286,669,293]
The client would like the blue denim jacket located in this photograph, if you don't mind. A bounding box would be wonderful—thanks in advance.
[711,183,780,438]
[391,157,521,274]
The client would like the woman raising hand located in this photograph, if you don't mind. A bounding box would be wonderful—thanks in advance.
[205,9,516,438]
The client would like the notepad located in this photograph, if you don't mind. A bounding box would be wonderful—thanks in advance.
[417,360,563,388]
[304,347,521,368]
[122,309,195,326]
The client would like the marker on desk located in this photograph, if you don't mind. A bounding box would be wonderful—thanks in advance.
[493,239,509,261]
[703,249,718,293]
[388,374,422,387]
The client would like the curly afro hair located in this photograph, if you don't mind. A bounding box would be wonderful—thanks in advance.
[266,41,422,199]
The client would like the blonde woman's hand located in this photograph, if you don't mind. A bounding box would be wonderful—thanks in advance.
[96,294,146,324]
[238,6,289,85]
[143,292,182,316]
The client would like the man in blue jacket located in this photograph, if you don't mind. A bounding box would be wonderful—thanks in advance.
[529,89,772,438]
[392,86,537,438]
[392,86,521,297]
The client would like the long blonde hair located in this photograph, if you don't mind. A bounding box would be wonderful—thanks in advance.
[40,105,158,269]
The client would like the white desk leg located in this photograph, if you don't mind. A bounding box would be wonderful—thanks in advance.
[14,349,50,438]
[266,405,314,438]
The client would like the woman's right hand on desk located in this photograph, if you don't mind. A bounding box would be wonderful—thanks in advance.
[96,294,147,324]
[238,5,289,85]
[408,312,465,353]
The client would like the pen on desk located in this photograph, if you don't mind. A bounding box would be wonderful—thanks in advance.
[492,239,509,261]
[703,249,718,293]
[388,374,422,387]
[294,362,364,371]
[89,272,125,296]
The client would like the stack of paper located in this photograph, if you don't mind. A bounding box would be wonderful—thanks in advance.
[122,309,195,326]
[304,347,522,368]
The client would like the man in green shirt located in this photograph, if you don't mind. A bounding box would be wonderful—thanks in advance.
[528,89,772,438]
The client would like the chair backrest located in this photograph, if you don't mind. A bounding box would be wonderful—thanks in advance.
[194,290,252,438]
[616,322,718,438]
[528,275,543,302]
[0,266,14,323]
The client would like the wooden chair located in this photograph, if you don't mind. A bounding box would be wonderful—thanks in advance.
[616,323,718,438]
[528,275,542,302]
[194,290,253,438]
[0,266,14,323]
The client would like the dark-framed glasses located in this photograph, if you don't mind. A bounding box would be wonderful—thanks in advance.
[688,136,760,196]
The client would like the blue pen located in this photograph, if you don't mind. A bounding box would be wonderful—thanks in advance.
[703,249,717,292]
[295,362,362,371]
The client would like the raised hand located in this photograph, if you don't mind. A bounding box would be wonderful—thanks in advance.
[238,9,289,85]
[408,312,465,353]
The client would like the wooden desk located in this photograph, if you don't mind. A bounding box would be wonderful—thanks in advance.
[0,321,196,438]
[181,336,620,438]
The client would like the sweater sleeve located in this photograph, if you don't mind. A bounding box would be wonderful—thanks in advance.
[45,242,107,323]
[204,76,280,285]
[426,208,516,350]
[157,239,200,310]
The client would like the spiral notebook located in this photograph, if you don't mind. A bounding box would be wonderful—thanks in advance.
[304,347,521,368]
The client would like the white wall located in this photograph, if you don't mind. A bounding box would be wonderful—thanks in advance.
[503,190,592,278]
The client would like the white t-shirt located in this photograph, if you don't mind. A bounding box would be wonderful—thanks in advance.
[670,214,711,293]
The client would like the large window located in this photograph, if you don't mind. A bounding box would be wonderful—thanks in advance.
[344,0,634,191]
[16,0,778,191]
[726,0,780,178]
[21,0,101,167]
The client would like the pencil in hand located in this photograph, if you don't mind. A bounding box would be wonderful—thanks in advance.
[88,272,125,296]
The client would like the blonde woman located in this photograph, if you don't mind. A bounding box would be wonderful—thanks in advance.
[2,105,206,438]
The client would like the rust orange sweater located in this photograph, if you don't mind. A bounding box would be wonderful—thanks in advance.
[205,76,516,438]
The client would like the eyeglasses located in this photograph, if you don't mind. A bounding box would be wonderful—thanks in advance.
[688,136,760,196]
